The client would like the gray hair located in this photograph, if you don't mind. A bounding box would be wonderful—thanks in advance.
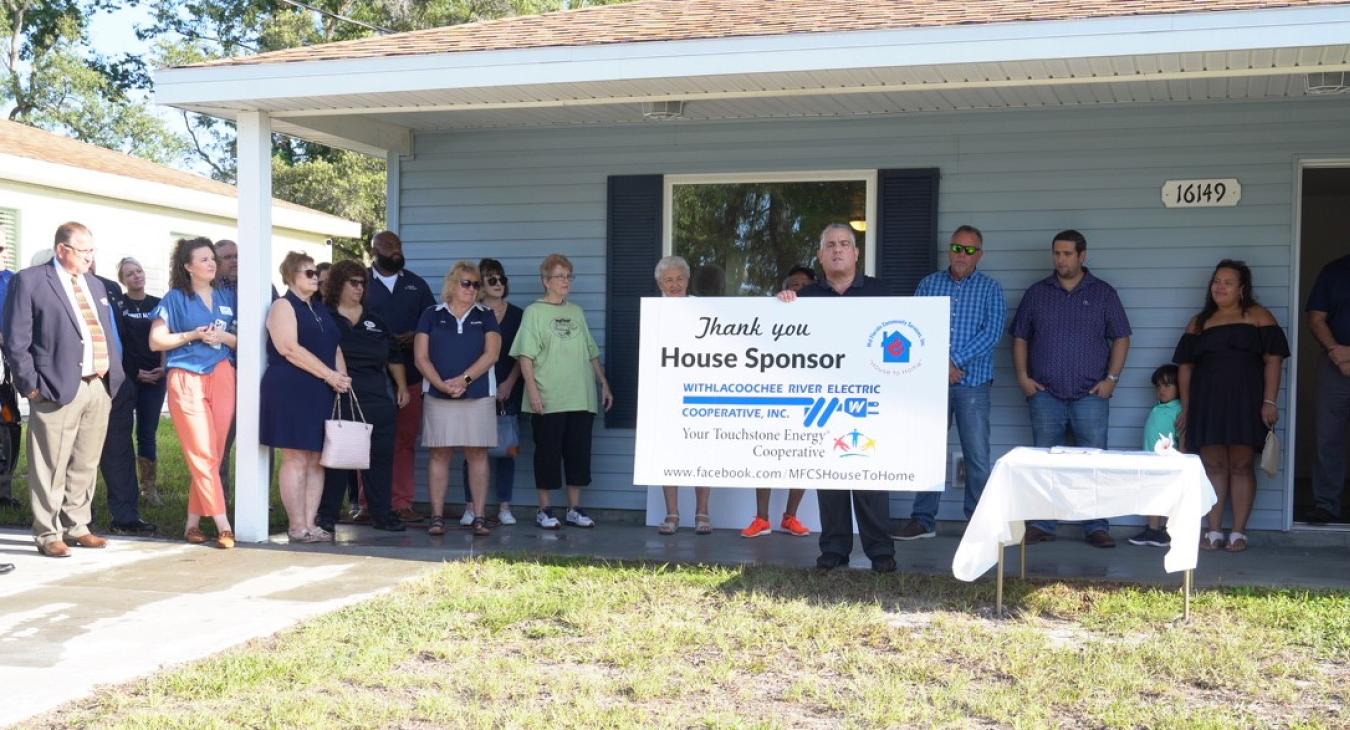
[654,255,690,281]
[819,223,856,245]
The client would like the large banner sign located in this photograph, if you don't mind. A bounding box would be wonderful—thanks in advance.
[634,296,950,492]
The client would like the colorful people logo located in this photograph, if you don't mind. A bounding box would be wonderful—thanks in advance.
[833,429,877,458]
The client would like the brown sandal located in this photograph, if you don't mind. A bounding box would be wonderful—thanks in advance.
[185,526,208,544]
[471,517,491,537]
[427,516,446,536]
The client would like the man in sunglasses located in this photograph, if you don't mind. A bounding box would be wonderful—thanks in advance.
[893,225,1006,542]
[365,230,436,522]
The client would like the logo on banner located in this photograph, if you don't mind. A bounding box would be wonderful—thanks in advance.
[866,319,926,375]
[832,429,877,457]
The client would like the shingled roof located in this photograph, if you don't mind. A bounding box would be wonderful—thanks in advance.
[0,120,323,218]
[192,0,1348,68]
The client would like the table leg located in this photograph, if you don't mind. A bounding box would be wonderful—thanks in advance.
[996,544,1005,618]
[1183,569,1192,622]
[1020,539,1027,580]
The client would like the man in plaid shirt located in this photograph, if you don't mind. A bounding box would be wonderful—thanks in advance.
[893,225,1006,541]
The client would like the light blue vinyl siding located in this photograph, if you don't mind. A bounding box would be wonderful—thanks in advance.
[400,96,1350,530]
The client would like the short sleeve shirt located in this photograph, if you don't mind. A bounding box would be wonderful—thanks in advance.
[1305,254,1350,347]
[416,303,500,400]
[367,268,436,384]
[1008,269,1132,400]
[1143,399,1182,451]
[510,300,601,414]
[154,287,237,374]
[796,274,887,299]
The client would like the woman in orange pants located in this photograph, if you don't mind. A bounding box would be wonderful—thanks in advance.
[150,237,238,548]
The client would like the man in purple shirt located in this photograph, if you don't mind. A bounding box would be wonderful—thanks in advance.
[1009,229,1132,548]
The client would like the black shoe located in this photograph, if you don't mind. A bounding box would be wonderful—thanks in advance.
[371,518,406,532]
[0,563,13,574]
[1086,530,1116,549]
[816,553,848,571]
[0,495,20,509]
[109,519,157,534]
[1127,528,1170,547]
[1023,526,1056,544]
[1306,507,1340,525]
[871,556,898,573]
[316,521,336,534]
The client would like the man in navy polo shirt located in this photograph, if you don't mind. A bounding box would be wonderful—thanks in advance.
[779,223,897,573]
[1306,253,1350,525]
[366,230,436,522]
[1010,229,1131,548]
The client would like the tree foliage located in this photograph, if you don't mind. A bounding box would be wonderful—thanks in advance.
[1,0,185,163]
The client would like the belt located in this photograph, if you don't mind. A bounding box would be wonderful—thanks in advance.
[82,374,102,383]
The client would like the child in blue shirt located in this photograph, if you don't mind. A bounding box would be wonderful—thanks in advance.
[1129,364,1181,547]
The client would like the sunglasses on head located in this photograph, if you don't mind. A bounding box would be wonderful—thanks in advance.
[301,269,318,279]
[950,244,982,256]
[485,275,507,286]
[459,278,482,290]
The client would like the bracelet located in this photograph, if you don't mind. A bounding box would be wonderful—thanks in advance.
[1263,399,1278,407]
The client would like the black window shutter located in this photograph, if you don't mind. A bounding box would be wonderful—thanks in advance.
[605,174,662,429]
[875,168,940,295]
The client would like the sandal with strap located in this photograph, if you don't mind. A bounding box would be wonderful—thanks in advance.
[471,517,491,537]
[1225,531,1248,553]
[1200,530,1225,551]
[427,516,447,536]
[694,513,713,535]
[658,513,679,535]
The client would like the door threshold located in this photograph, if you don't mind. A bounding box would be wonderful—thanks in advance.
[1292,521,1350,532]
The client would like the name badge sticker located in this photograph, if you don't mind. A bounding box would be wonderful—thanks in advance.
[220,306,234,316]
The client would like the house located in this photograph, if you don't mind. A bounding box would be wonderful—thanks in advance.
[0,120,357,292]
[154,0,1350,541]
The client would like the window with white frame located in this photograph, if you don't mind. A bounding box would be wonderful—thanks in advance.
[665,172,874,297]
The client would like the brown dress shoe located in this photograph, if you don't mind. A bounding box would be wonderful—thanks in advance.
[38,540,71,557]
[1023,526,1056,544]
[395,507,425,523]
[1086,530,1116,549]
[185,527,208,544]
[72,534,108,548]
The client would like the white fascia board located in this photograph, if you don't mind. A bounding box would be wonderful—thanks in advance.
[154,5,1350,109]
[0,153,361,238]
[273,116,412,155]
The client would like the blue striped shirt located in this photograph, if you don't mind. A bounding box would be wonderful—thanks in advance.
[915,268,1007,386]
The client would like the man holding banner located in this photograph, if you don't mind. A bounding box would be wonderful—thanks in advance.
[779,223,898,572]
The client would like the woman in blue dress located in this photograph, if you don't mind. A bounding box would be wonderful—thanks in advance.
[261,251,351,543]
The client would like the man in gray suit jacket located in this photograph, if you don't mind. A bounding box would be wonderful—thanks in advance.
[2,222,125,557]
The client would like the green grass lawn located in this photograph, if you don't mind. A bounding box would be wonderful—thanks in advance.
[30,556,1350,729]
[0,419,289,539]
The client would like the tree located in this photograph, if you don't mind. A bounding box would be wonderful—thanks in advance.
[1,0,186,164]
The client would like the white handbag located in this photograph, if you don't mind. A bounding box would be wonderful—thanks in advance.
[321,391,373,470]
[1258,429,1281,478]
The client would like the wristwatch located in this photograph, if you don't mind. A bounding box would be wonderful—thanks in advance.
[1105,373,1120,383]
[463,374,473,385]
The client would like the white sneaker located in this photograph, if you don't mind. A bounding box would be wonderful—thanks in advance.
[536,509,561,530]
[498,508,516,526]
[460,509,476,527]
[565,508,595,528]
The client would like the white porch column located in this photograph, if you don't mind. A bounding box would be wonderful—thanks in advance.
[234,111,273,542]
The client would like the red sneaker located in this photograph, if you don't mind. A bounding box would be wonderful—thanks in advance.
[740,516,772,538]
[780,514,811,537]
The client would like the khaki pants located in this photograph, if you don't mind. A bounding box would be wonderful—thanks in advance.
[27,379,112,546]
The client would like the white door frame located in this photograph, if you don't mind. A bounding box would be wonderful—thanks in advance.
[1287,157,1350,530]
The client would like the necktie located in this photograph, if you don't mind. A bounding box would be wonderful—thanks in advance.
[70,275,110,378]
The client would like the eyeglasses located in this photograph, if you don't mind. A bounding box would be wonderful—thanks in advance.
[950,244,982,256]
[548,273,576,282]
[301,269,318,279]
[347,278,366,288]
[61,243,96,257]
[459,279,482,289]
[485,275,507,286]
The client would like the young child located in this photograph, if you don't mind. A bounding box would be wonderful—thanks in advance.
[1129,364,1181,547]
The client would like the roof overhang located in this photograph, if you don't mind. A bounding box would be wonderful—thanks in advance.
[154,5,1350,152]
[0,152,362,238]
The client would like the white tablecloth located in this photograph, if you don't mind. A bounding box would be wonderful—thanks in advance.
[952,447,1218,581]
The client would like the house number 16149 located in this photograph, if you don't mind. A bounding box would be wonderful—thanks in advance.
[1161,178,1242,208]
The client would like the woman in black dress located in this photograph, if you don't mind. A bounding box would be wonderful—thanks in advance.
[1175,259,1289,553]
[316,260,408,534]
[261,252,351,543]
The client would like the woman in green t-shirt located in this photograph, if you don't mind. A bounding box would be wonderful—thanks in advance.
[510,253,613,530]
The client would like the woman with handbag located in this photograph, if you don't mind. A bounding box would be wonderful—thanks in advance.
[149,238,238,548]
[1174,259,1288,553]
[316,260,409,534]
[414,261,500,537]
[261,251,351,543]
[459,258,524,527]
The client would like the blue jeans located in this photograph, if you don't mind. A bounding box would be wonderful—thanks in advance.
[1026,391,1110,536]
[133,379,167,461]
[910,383,991,531]
[462,456,516,505]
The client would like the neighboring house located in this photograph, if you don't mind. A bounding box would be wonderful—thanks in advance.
[0,120,357,293]
[155,0,1350,538]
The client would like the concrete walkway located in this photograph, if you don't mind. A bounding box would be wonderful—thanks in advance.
[2,521,1347,726]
